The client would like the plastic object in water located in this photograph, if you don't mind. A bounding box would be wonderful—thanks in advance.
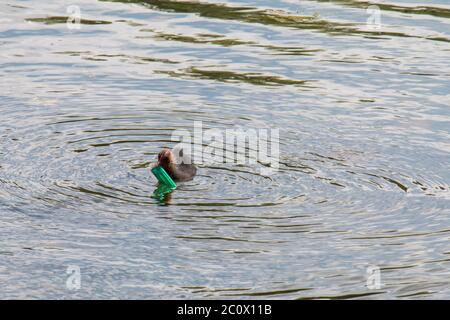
[151,166,177,189]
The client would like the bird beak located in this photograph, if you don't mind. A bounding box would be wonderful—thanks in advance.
[157,149,171,165]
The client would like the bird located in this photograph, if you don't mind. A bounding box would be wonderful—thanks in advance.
[155,148,197,181]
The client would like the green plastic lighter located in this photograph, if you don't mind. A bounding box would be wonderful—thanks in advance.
[151,166,177,190]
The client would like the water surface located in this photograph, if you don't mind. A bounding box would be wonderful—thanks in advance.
[0,0,449,299]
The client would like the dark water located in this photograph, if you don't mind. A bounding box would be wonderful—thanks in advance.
[1,0,449,299]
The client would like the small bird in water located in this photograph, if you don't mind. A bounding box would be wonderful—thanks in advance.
[155,148,197,181]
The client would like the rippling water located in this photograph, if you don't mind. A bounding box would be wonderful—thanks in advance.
[1,0,449,299]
